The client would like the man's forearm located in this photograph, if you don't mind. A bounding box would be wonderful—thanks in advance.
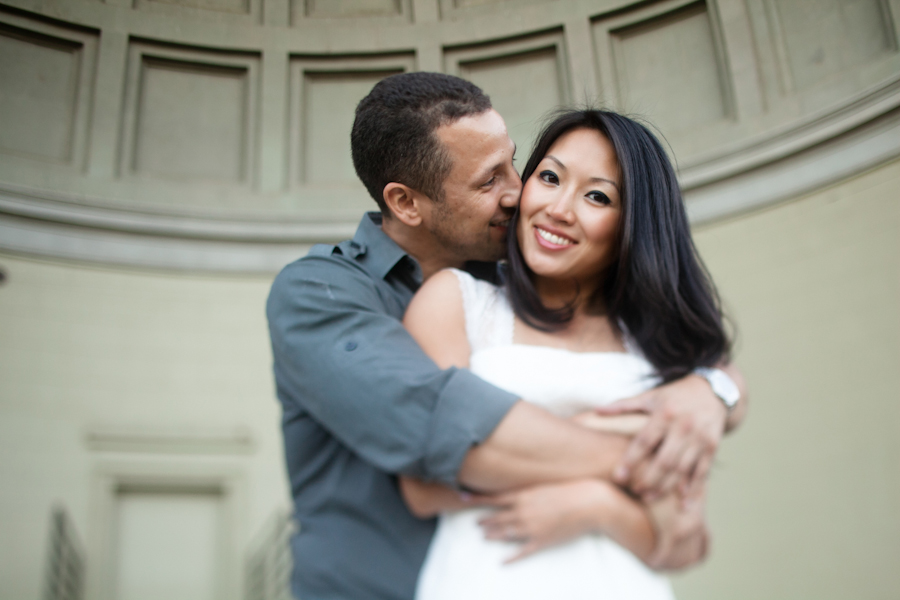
[458,401,630,493]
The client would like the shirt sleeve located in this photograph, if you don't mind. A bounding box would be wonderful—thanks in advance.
[266,256,519,485]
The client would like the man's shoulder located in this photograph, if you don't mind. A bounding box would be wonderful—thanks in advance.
[268,239,380,309]
[276,240,368,281]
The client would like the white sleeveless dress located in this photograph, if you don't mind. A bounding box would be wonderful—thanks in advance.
[414,269,675,600]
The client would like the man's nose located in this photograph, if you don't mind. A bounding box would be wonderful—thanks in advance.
[500,177,522,208]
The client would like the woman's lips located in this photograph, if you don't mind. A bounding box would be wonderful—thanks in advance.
[534,225,576,249]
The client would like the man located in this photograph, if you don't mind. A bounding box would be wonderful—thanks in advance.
[267,72,745,600]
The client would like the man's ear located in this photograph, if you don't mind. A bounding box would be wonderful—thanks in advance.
[383,183,427,227]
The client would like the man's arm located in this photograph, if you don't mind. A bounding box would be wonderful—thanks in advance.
[267,257,518,484]
[458,402,630,491]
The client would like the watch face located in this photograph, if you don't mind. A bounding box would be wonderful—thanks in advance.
[709,370,740,407]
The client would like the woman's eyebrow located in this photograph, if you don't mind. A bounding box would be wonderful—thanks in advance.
[545,154,619,191]
[546,155,567,170]
[590,176,619,191]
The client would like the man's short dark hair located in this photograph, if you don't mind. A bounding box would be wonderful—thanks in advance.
[351,72,492,213]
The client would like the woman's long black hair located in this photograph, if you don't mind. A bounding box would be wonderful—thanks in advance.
[505,109,731,382]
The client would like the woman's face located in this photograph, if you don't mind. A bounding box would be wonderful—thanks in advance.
[518,127,622,292]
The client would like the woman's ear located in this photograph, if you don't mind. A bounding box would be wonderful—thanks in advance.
[383,182,425,227]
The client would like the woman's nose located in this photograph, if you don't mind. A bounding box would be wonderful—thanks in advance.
[546,192,574,222]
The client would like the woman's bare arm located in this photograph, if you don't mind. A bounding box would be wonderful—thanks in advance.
[399,477,483,518]
[476,477,706,569]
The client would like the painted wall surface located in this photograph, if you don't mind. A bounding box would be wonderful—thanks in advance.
[1,157,898,599]
[0,257,290,599]
[673,157,900,599]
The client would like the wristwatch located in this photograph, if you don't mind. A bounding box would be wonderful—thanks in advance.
[693,367,740,410]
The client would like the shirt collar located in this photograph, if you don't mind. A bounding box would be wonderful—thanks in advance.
[352,212,423,285]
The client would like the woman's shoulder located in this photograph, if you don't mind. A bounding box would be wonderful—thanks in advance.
[403,269,471,369]
[442,267,502,300]
[411,268,470,312]
[406,269,466,318]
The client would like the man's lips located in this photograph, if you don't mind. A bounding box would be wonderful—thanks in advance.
[534,225,576,249]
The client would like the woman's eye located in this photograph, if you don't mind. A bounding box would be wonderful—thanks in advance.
[539,170,559,185]
[586,191,612,205]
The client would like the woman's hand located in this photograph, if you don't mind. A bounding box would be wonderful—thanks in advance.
[477,479,613,563]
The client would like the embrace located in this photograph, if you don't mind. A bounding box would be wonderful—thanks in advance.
[267,72,747,600]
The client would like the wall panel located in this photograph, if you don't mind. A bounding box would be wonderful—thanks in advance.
[447,32,567,164]
[137,0,251,13]
[0,12,97,171]
[609,2,729,134]
[303,0,401,17]
[119,40,259,187]
[288,53,414,199]
[115,489,223,600]
[302,71,396,184]
[0,26,81,162]
[770,0,894,91]
[293,0,411,23]
[134,59,249,182]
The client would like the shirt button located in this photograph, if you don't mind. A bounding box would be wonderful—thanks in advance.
[345,341,357,351]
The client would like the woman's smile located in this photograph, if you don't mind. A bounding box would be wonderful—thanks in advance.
[534,225,576,248]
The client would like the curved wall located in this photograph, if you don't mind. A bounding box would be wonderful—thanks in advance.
[0,0,899,270]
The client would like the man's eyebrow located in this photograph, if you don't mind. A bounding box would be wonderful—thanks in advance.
[546,154,619,191]
[474,158,509,183]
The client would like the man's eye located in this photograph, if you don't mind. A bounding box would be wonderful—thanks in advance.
[586,191,612,205]
[539,170,558,185]
[481,176,496,187]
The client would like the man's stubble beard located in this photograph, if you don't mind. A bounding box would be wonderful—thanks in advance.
[428,199,508,263]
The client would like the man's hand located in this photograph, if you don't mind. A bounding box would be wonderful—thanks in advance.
[645,485,709,570]
[595,374,728,499]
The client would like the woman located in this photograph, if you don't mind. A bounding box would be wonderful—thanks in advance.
[400,109,732,600]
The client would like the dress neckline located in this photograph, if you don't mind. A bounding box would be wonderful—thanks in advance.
[473,343,639,359]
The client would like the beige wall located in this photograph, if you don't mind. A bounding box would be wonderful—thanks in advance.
[0,256,289,599]
[672,157,900,599]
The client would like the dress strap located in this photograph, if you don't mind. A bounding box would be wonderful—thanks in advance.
[448,268,514,353]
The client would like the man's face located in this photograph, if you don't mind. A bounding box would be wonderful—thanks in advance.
[425,109,521,263]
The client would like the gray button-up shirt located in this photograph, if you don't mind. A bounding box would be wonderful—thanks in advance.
[266,212,518,600]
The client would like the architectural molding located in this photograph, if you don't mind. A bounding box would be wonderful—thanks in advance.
[85,425,257,455]
[685,106,900,223]
[1,0,899,271]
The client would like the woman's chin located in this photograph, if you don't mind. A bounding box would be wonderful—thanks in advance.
[527,264,573,284]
